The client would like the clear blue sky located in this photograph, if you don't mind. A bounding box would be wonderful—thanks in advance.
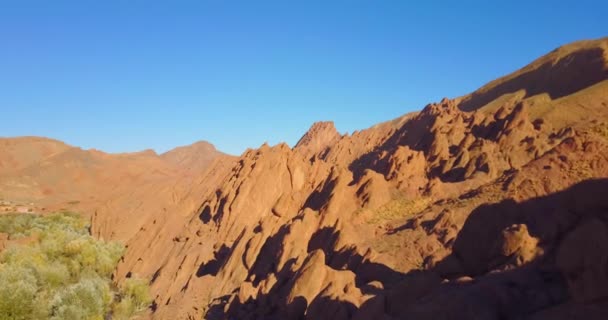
[1,1,606,155]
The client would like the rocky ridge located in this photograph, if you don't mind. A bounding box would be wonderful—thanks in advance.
[113,38,608,319]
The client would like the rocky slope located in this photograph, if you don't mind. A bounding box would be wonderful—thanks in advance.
[109,37,608,319]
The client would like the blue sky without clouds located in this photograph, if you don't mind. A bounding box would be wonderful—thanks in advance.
[1,1,606,155]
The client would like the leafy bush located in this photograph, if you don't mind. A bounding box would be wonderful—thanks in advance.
[50,276,112,320]
[0,212,151,320]
[0,265,40,320]
[111,278,153,320]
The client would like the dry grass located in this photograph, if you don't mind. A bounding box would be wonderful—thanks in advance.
[366,197,432,225]
[591,122,608,140]
[568,161,595,180]
[544,80,608,128]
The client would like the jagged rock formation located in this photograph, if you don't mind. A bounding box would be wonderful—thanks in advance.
[111,38,608,319]
[294,121,342,159]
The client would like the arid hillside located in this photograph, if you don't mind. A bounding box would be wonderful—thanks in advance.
[2,36,608,320]
[0,138,231,241]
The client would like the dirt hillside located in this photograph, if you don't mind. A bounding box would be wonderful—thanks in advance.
[0,139,230,241]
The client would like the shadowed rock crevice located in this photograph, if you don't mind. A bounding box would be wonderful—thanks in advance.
[308,227,406,288]
[247,224,293,286]
[304,176,339,211]
[197,244,231,277]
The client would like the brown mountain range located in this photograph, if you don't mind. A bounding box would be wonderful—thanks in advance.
[0,137,230,241]
[2,37,608,319]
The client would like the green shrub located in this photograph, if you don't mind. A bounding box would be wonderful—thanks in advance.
[123,278,153,312]
[50,276,112,320]
[111,278,153,320]
[0,265,39,320]
[0,212,151,320]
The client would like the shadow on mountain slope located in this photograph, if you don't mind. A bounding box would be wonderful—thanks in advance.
[365,178,608,320]
[459,47,608,112]
[221,178,608,319]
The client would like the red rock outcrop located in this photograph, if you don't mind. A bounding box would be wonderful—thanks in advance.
[294,121,342,160]
[108,37,608,320]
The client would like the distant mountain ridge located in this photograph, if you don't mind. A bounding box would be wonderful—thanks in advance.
[0,137,231,241]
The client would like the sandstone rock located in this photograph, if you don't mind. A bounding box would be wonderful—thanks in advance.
[494,224,540,267]
[294,121,342,160]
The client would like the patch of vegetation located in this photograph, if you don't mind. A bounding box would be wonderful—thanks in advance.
[0,212,152,320]
[111,279,153,319]
[591,122,608,140]
[366,197,432,224]
[568,161,595,180]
